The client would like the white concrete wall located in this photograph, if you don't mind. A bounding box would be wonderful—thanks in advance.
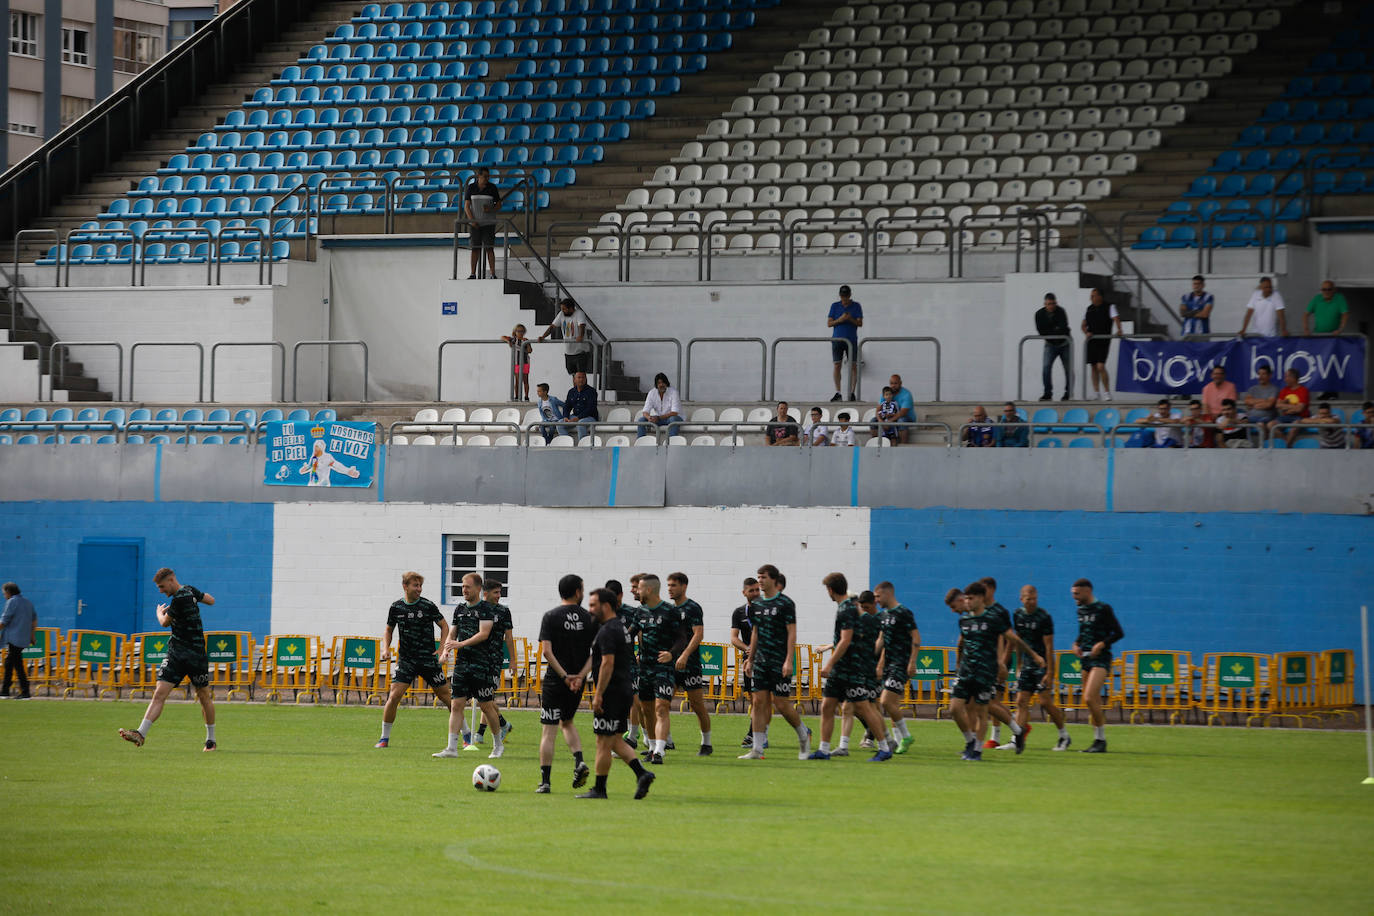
[272,503,869,648]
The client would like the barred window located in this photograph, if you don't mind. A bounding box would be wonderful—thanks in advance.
[443,535,509,604]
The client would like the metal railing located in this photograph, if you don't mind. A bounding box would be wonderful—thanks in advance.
[129,341,205,402]
[1073,207,1181,333]
[50,342,125,402]
[786,217,868,280]
[685,337,766,401]
[603,338,683,395]
[292,340,369,402]
[622,219,704,281]
[386,420,523,444]
[12,229,60,292]
[1016,334,1075,402]
[704,218,785,281]
[856,337,942,401]
[209,342,286,402]
[769,337,854,401]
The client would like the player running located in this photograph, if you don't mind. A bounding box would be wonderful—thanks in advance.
[375,571,452,748]
[119,567,219,751]
[1003,585,1071,751]
[730,576,760,749]
[949,582,1043,761]
[874,581,919,754]
[435,573,504,759]
[472,578,514,747]
[535,574,596,793]
[666,572,713,756]
[739,564,812,761]
[1072,578,1125,754]
[580,587,656,800]
[810,575,892,761]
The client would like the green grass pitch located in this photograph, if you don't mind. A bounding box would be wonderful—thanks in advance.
[1,700,1370,914]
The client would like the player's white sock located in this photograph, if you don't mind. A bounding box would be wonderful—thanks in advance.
[1008,721,1022,736]
[447,733,460,752]
[493,730,504,750]
[752,731,766,751]
[1094,725,1106,741]
[381,722,392,740]
[820,740,831,753]
[628,724,641,740]
[138,718,153,735]
[794,723,809,741]
[205,724,215,741]
[1058,726,1069,739]
[963,731,976,743]
[895,721,911,739]
[991,725,1002,741]
[838,735,850,750]
[700,730,711,746]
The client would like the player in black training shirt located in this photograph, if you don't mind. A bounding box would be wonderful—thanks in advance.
[579,588,656,800]
[1010,585,1070,751]
[621,574,650,748]
[119,567,219,750]
[730,576,760,748]
[980,576,1019,750]
[472,578,514,747]
[949,582,1043,761]
[1071,578,1125,753]
[740,565,813,760]
[436,573,505,759]
[374,570,452,748]
[666,572,714,756]
[636,574,680,764]
[535,574,596,794]
[809,574,892,762]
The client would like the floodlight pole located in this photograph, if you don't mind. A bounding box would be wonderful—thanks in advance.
[1362,605,1373,785]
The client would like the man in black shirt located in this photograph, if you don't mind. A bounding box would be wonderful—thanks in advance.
[535,574,596,794]
[730,576,760,748]
[1072,578,1125,753]
[119,567,220,751]
[580,588,656,800]
[472,578,513,747]
[374,570,451,749]
[666,572,713,756]
[464,166,501,279]
[1034,292,1073,401]
[764,401,800,446]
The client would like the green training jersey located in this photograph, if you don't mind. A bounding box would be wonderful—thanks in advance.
[635,600,677,667]
[877,604,917,668]
[749,592,796,669]
[489,602,513,673]
[850,611,881,684]
[830,598,862,679]
[672,598,705,673]
[1013,606,1053,667]
[450,599,496,673]
[957,610,1009,682]
[387,596,443,663]
[165,585,208,657]
[1075,601,1124,652]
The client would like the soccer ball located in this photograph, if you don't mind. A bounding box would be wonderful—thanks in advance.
[473,764,501,792]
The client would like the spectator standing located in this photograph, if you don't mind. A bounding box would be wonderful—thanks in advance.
[562,370,599,441]
[962,406,995,447]
[1201,365,1238,418]
[1309,403,1346,449]
[801,407,830,446]
[1145,398,1182,448]
[764,401,800,446]
[1,583,37,700]
[826,285,863,402]
[1180,275,1214,338]
[637,372,682,440]
[539,299,593,379]
[533,382,565,444]
[1081,288,1123,401]
[875,387,900,443]
[1238,277,1287,338]
[830,412,856,446]
[1182,400,1215,448]
[1270,367,1311,447]
[887,373,915,443]
[1304,280,1348,337]
[994,402,1029,448]
[1242,364,1278,426]
[1034,292,1072,401]
[464,166,502,279]
[501,324,532,400]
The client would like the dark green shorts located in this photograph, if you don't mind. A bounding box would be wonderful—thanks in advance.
[158,650,210,689]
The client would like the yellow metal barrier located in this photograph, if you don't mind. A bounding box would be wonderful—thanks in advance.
[904,646,956,716]
[1270,651,1322,726]
[17,627,63,696]
[61,630,124,699]
[121,632,172,699]
[328,636,387,705]
[1199,652,1273,726]
[1120,650,1194,724]
[1318,649,1355,712]
[205,631,255,700]
[260,634,323,703]
[794,644,820,713]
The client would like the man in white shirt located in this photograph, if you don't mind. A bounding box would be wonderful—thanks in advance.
[829,412,856,446]
[636,372,682,440]
[801,407,830,446]
[538,299,594,377]
[1145,398,1182,447]
[1238,277,1287,338]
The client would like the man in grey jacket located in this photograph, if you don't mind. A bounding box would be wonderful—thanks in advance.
[1,582,37,699]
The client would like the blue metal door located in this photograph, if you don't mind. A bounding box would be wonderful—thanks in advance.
[76,541,141,634]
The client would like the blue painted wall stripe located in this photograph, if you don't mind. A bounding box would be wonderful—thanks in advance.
[1104,443,1115,512]
[608,446,620,507]
[850,446,860,507]
[377,444,387,502]
[153,442,162,501]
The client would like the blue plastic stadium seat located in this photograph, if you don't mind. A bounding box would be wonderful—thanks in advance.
[287,409,310,422]
[1132,227,1165,249]
[1181,176,1214,198]
[1162,226,1197,249]
[1209,150,1241,172]
[1068,437,1095,448]
[1222,224,1258,247]
[1036,437,1063,448]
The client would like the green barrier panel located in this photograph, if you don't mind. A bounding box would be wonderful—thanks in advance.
[21,630,48,660]
[1217,655,1256,689]
[79,632,114,665]
[1137,651,1177,685]
[343,638,377,668]
[699,644,724,677]
[1058,653,1083,685]
[141,635,169,665]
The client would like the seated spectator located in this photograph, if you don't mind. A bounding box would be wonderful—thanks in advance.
[875,387,901,443]
[533,382,564,444]
[1269,367,1311,447]
[1215,399,1253,448]
[993,402,1029,448]
[1356,401,1374,450]
[636,372,682,441]
[561,370,598,441]
[1201,365,1238,418]
[1242,365,1278,425]
[1182,399,1215,448]
[962,406,995,447]
[830,412,856,446]
[887,373,915,443]
[500,323,532,400]
[764,401,799,446]
[802,407,830,446]
[1145,398,1182,448]
[1308,403,1346,449]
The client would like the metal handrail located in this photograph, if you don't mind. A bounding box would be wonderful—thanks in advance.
[543,219,628,283]
[1108,421,1269,449]
[123,420,253,445]
[685,337,766,401]
[954,211,1050,277]
[622,219,704,280]
[785,217,868,280]
[386,420,523,444]
[0,342,43,400]
[1071,207,1181,332]
[1015,334,1075,402]
[768,336,854,401]
[856,336,942,402]
[209,341,286,402]
[12,229,59,292]
[702,217,785,281]
[603,338,683,395]
[49,341,124,402]
[130,341,206,402]
[64,229,138,287]
[293,339,369,402]
[868,214,954,279]
[138,227,214,286]
[216,227,267,286]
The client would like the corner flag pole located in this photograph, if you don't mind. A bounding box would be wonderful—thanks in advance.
[1362,605,1373,785]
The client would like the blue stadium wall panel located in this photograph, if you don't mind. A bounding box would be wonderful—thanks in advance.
[0,501,273,637]
[870,509,1374,661]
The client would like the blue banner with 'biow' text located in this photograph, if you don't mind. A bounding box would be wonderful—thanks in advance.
[263,420,376,487]
[1117,337,1364,394]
